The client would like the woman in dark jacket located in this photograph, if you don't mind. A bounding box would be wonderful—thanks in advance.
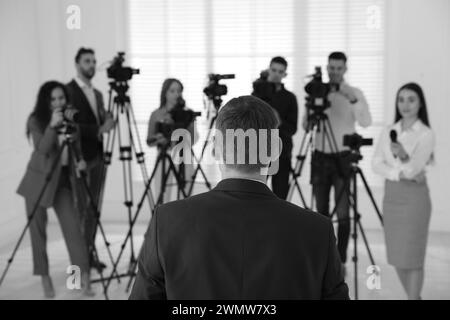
[17,81,93,298]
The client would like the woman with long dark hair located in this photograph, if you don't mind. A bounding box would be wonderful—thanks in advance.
[17,81,93,298]
[372,83,435,299]
[146,78,197,203]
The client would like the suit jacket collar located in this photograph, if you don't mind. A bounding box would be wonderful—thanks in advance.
[69,79,104,124]
[213,178,276,197]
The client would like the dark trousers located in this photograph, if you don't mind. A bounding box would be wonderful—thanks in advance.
[26,168,89,275]
[311,151,351,263]
[271,156,291,200]
[83,157,103,260]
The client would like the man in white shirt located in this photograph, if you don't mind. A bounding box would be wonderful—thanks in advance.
[302,52,372,273]
[67,48,115,270]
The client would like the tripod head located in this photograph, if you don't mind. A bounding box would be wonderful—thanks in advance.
[343,133,373,164]
[109,81,131,106]
[56,121,79,141]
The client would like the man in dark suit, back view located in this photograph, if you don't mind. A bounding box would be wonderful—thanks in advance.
[66,48,115,269]
[129,95,349,300]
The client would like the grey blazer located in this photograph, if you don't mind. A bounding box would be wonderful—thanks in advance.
[17,116,85,209]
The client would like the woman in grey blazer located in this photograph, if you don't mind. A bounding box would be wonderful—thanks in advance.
[17,81,93,298]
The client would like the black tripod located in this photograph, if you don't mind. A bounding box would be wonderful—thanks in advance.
[186,98,220,197]
[113,142,189,292]
[286,110,340,208]
[0,126,111,299]
[91,81,155,289]
[329,150,383,300]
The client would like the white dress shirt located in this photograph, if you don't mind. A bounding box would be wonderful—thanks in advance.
[372,119,435,181]
[304,82,372,153]
[74,77,99,124]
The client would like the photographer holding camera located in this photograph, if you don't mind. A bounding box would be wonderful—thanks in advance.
[147,78,198,203]
[302,52,372,273]
[252,56,298,199]
[66,47,115,270]
[16,81,93,298]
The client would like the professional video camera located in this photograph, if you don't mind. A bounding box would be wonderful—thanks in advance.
[252,70,276,103]
[343,133,373,150]
[157,99,201,141]
[203,74,235,104]
[107,52,140,82]
[304,66,339,113]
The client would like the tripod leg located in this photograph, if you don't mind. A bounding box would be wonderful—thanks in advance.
[67,142,117,297]
[126,103,155,208]
[167,155,188,199]
[351,171,359,300]
[357,169,384,225]
[0,143,65,287]
[287,131,311,203]
[189,148,212,194]
[187,116,216,196]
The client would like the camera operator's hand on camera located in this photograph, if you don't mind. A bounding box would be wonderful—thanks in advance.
[76,159,87,173]
[390,142,409,161]
[155,133,169,146]
[339,83,358,103]
[50,108,64,129]
[99,113,115,136]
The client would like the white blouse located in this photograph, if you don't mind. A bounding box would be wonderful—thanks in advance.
[372,120,435,181]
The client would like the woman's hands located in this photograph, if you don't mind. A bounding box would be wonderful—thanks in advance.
[390,142,409,162]
[400,170,426,184]
[49,108,64,129]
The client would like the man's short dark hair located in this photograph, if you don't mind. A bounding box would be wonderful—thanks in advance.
[270,56,288,69]
[75,47,95,63]
[328,52,347,64]
[215,96,280,173]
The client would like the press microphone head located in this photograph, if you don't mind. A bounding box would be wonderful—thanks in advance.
[390,130,397,143]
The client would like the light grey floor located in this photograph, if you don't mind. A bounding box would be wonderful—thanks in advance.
[0,223,449,300]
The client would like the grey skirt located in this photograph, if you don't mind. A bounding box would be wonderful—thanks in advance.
[383,179,431,269]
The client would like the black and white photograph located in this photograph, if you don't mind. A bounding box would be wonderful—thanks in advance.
[0,0,449,306]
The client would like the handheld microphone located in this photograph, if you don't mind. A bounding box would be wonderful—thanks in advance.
[390,130,397,143]
[390,130,398,158]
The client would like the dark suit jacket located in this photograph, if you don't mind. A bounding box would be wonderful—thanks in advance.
[129,178,349,300]
[17,116,85,209]
[66,79,106,162]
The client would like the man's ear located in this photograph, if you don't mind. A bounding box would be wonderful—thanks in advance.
[283,72,288,79]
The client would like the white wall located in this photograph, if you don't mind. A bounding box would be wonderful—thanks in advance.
[1,0,449,250]
[384,0,450,232]
[0,0,130,248]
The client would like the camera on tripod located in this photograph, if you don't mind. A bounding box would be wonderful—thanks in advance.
[57,106,80,135]
[203,74,235,106]
[107,52,140,82]
[252,70,276,103]
[156,99,201,143]
[343,133,373,150]
[304,66,339,113]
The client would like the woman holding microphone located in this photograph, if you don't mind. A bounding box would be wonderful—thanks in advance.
[372,82,435,300]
